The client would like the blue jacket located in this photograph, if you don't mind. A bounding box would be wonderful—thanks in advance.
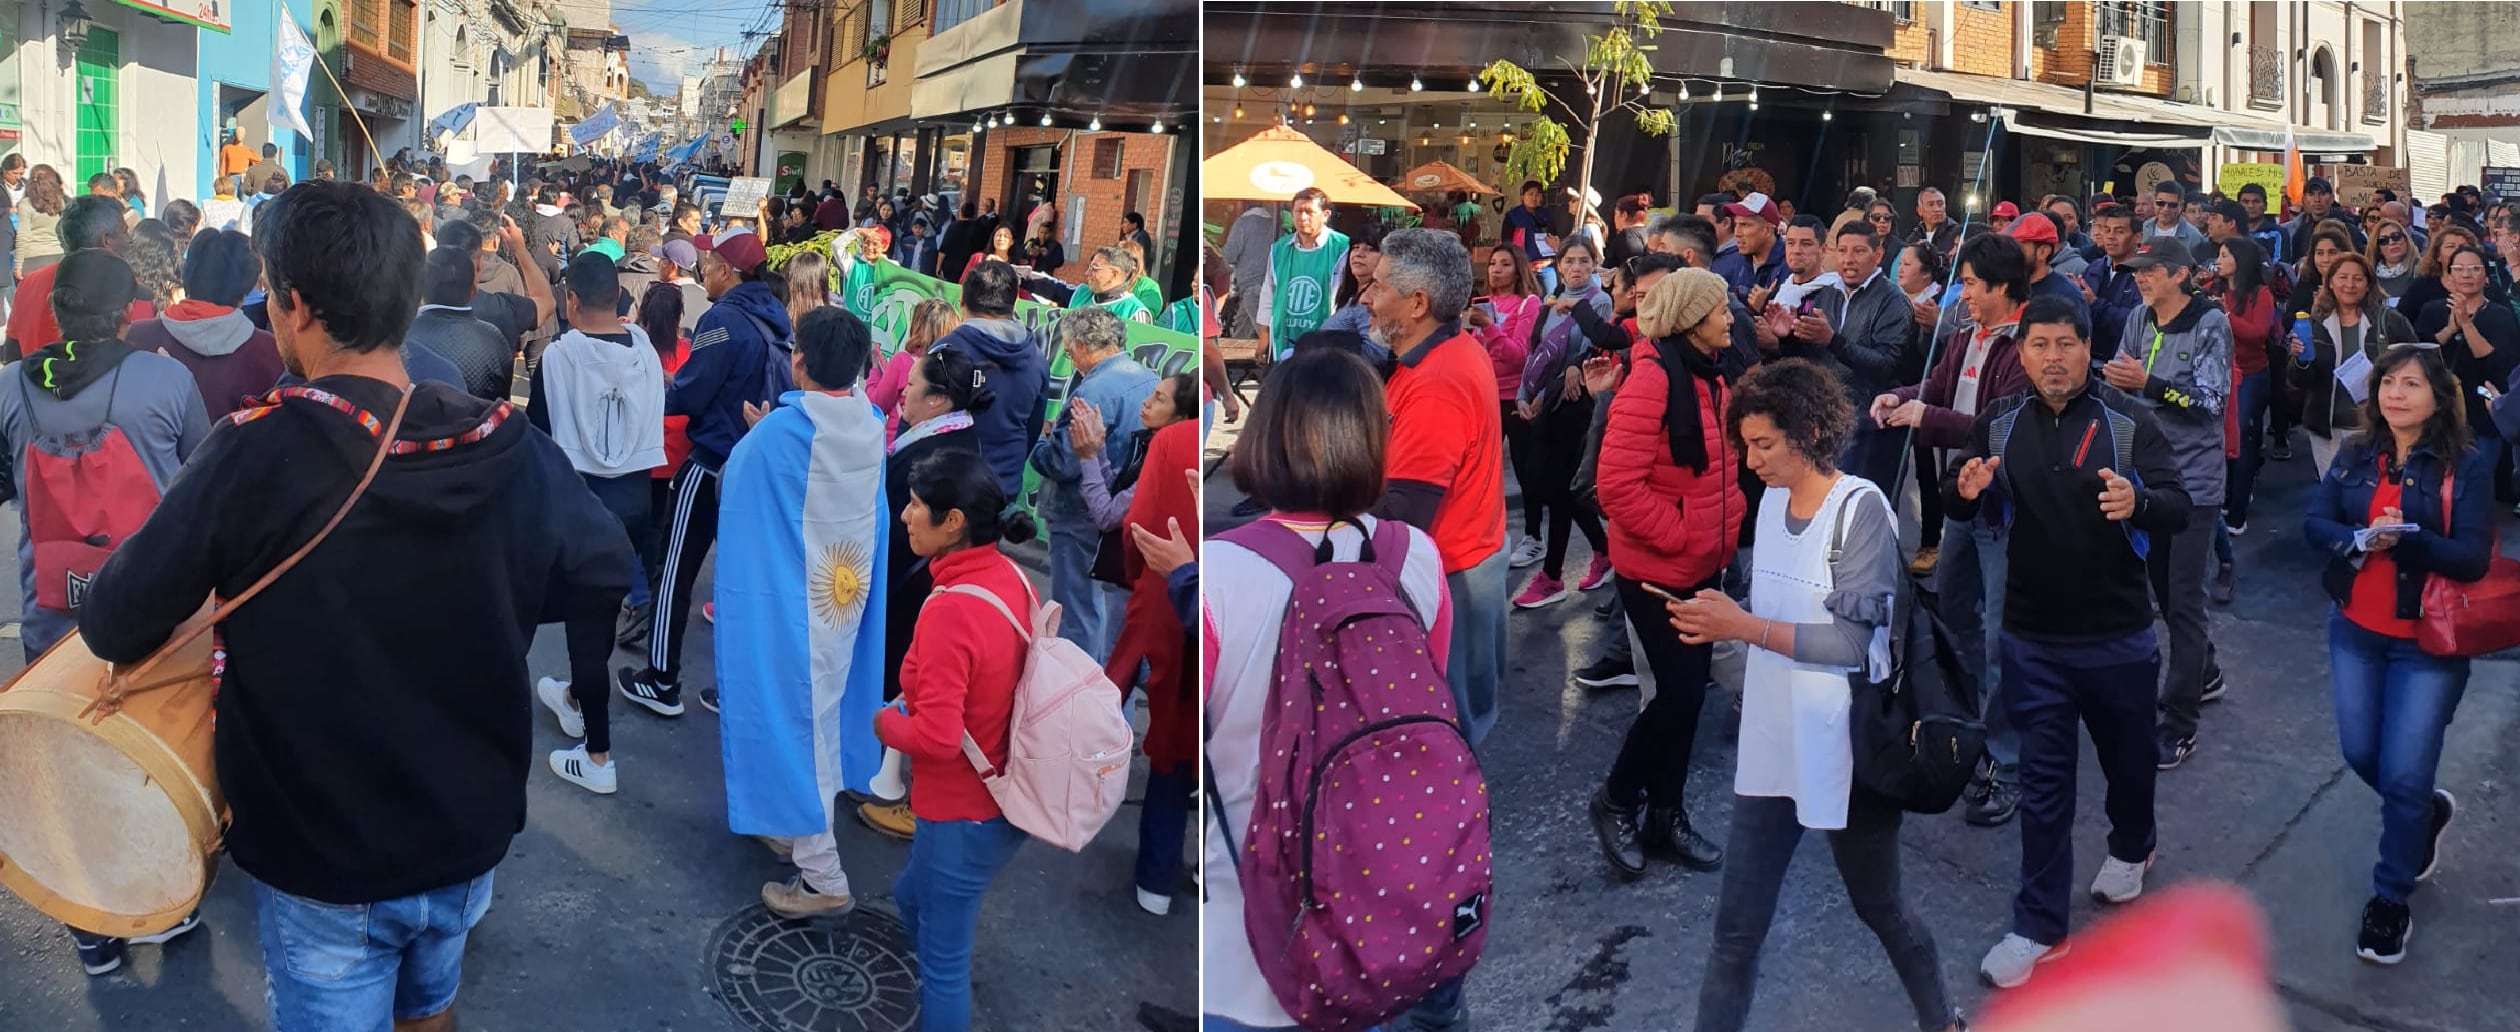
[2305,438,2497,620]
[669,280,794,471]
[2082,255,2143,363]
[932,315,1047,497]
[1711,243,1787,303]
[1029,351,1157,519]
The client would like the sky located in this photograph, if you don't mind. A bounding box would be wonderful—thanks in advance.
[611,0,777,95]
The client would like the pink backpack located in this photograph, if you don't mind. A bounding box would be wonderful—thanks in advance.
[1213,519,1492,1032]
[936,576,1135,852]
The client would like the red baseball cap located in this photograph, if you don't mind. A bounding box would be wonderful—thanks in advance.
[1720,191,1784,227]
[695,230,768,275]
[1991,201,2020,219]
[2006,211,2059,245]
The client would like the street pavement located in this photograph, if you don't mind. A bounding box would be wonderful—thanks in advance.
[1203,405,2520,1032]
[0,528,1195,1031]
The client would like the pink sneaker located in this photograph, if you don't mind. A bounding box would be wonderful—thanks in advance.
[1577,555,1614,592]
[1513,574,1569,609]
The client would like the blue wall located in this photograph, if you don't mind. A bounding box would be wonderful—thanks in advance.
[194,0,315,199]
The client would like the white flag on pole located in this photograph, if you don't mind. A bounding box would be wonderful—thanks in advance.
[271,7,316,138]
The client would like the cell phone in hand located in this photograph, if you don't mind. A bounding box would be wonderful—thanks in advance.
[1639,582,1687,605]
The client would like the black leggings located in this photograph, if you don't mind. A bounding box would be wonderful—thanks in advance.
[1532,400,1607,579]
[1605,574,1720,807]
[1912,435,1943,550]
[1503,401,1544,539]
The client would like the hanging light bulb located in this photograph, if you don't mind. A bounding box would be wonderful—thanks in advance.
[1290,72,1303,89]
[1458,134,1470,146]
[1304,103,1317,117]
[1351,76,1364,92]
[1232,71,1247,89]
[1420,136,1430,146]
[1821,109,1833,121]
[1338,112,1350,125]
[1750,85,1760,104]
[1710,83,1721,102]
[1410,75,1424,92]
[1234,105,1246,119]
[1679,81,1691,101]
[1088,116,1101,131]
[1151,121,1165,134]
[1040,112,1053,126]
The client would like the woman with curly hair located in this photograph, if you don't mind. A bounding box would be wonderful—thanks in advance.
[1665,356,1959,1032]
[124,220,183,309]
[17,164,65,275]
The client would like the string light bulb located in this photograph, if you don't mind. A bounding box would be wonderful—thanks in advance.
[1233,105,1245,119]
[1410,75,1424,92]
[1151,121,1165,134]
[1821,109,1832,121]
[1290,73,1303,89]
[1351,77,1364,92]
[1232,71,1246,88]
[1040,112,1053,126]
[1304,103,1317,117]
[1680,82,1690,101]
[1338,112,1350,125]
[1088,116,1101,131]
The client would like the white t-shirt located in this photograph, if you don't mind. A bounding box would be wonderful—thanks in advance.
[1200,516,1450,1028]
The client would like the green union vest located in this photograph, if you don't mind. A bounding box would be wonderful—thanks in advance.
[1268,227,1348,356]
[1067,286,1153,324]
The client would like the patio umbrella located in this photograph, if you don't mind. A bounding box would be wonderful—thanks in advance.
[1398,160,1499,197]
[1204,124,1419,211]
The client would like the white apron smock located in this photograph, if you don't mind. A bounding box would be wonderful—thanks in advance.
[1735,475,1893,831]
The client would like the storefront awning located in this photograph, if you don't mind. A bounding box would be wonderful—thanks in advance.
[1998,112,2205,150]
[2211,127,2379,154]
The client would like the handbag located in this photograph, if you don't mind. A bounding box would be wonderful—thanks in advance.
[1829,481,1987,815]
[2417,467,2520,657]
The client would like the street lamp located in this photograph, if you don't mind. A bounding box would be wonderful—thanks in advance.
[56,0,91,60]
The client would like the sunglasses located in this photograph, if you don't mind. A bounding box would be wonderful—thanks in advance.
[2379,234,2406,246]
[2157,202,2182,210]
[1868,214,1892,223]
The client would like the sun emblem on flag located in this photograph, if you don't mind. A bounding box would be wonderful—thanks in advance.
[810,541,873,628]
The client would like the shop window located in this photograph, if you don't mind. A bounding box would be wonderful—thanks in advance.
[1092,137,1123,180]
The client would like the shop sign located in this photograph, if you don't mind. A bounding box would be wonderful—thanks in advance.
[108,0,229,33]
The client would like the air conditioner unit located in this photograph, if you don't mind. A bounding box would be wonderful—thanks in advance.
[2098,35,2146,87]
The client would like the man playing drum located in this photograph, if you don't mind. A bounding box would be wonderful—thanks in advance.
[81,182,635,1032]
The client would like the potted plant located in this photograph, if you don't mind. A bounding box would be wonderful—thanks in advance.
[862,33,890,63]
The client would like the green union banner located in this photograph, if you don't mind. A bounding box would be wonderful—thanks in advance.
[836,257,1202,507]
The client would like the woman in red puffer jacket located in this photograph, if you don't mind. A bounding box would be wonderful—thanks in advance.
[1586,267,1744,879]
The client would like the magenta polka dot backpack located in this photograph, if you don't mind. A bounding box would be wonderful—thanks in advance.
[1212,517,1492,1032]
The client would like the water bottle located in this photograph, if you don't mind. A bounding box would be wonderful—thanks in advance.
[2292,313,2312,361]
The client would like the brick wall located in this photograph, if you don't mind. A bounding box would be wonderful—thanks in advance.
[2036,2,2170,96]
[1887,14,1933,66]
[977,128,1171,282]
[1949,4,2015,78]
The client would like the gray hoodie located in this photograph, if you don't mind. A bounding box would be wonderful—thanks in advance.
[2117,292,2231,507]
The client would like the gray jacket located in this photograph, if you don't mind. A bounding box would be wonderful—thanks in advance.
[1805,269,1916,407]
[2117,293,2231,507]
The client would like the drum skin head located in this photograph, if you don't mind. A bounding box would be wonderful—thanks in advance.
[0,700,208,937]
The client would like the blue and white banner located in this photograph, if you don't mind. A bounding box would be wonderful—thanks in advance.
[427,101,479,142]
[569,103,622,146]
[269,8,316,138]
[714,392,891,835]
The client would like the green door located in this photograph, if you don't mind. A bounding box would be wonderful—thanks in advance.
[74,28,116,183]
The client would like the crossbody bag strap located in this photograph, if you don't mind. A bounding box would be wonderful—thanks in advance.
[84,387,413,721]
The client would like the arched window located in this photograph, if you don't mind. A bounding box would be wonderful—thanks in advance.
[2311,47,2340,131]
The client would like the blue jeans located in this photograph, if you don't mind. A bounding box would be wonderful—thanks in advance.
[1445,548,1509,748]
[894,816,1028,1031]
[2002,631,2159,945]
[2327,610,2470,902]
[1045,508,1116,658]
[1936,517,2012,771]
[250,868,496,1032]
[2226,369,2271,528]
[1136,763,1191,899]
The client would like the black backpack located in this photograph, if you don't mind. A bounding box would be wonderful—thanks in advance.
[1825,498,1987,815]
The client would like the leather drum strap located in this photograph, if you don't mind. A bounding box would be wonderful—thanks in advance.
[83,387,414,720]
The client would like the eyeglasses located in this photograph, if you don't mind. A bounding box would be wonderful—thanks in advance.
[2157,201,2182,209]
[2378,234,2406,246]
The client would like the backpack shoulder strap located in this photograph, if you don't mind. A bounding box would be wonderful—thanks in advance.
[1826,480,1887,565]
[1215,518,1323,579]
[936,583,1030,641]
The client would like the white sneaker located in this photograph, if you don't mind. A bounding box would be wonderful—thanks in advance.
[2090,853,2153,904]
[549,745,616,794]
[1134,886,1173,916]
[1979,933,2068,989]
[536,677,585,738]
[1508,537,1545,569]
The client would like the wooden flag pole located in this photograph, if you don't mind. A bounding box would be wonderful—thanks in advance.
[306,51,386,173]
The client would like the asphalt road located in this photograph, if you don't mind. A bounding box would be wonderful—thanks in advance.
[1202,406,2520,1032]
[0,525,1195,1032]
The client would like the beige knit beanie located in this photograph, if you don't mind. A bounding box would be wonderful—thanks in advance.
[1637,267,1729,340]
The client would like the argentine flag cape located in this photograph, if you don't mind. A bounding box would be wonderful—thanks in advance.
[716,389,890,836]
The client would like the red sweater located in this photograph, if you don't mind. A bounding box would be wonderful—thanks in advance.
[1597,336,1743,590]
[2225,286,2276,376]
[875,544,1032,822]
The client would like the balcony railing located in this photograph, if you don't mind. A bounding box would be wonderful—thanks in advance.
[2249,44,2284,108]
[2365,80,2390,123]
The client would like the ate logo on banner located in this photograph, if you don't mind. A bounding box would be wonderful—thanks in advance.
[1283,277,1324,317]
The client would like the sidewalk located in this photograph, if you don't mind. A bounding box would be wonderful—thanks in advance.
[0,535,1195,1032]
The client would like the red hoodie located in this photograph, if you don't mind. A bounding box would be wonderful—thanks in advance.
[875,544,1032,822]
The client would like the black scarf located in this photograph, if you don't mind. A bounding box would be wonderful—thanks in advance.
[1656,336,1726,474]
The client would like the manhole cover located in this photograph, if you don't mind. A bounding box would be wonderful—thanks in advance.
[706,902,919,1032]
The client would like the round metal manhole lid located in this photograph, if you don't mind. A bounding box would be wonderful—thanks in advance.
[706,902,919,1032]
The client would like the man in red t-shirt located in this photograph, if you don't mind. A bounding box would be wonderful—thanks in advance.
[1363,228,1508,748]
[6,195,151,360]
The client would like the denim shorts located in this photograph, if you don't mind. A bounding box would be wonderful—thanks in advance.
[249,868,497,1032]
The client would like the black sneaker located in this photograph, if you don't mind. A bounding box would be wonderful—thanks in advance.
[72,931,124,976]
[698,687,721,714]
[1588,787,1647,878]
[2418,789,2457,882]
[1642,805,1724,871]
[1572,656,1638,689]
[2268,438,2293,462]
[2200,670,2228,704]
[1966,776,2020,827]
[129,911,200,946]
[616,667,685,717]
[2209,562,2235,605]
[2357,896,2411,965]
[2157,730,2197,771]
